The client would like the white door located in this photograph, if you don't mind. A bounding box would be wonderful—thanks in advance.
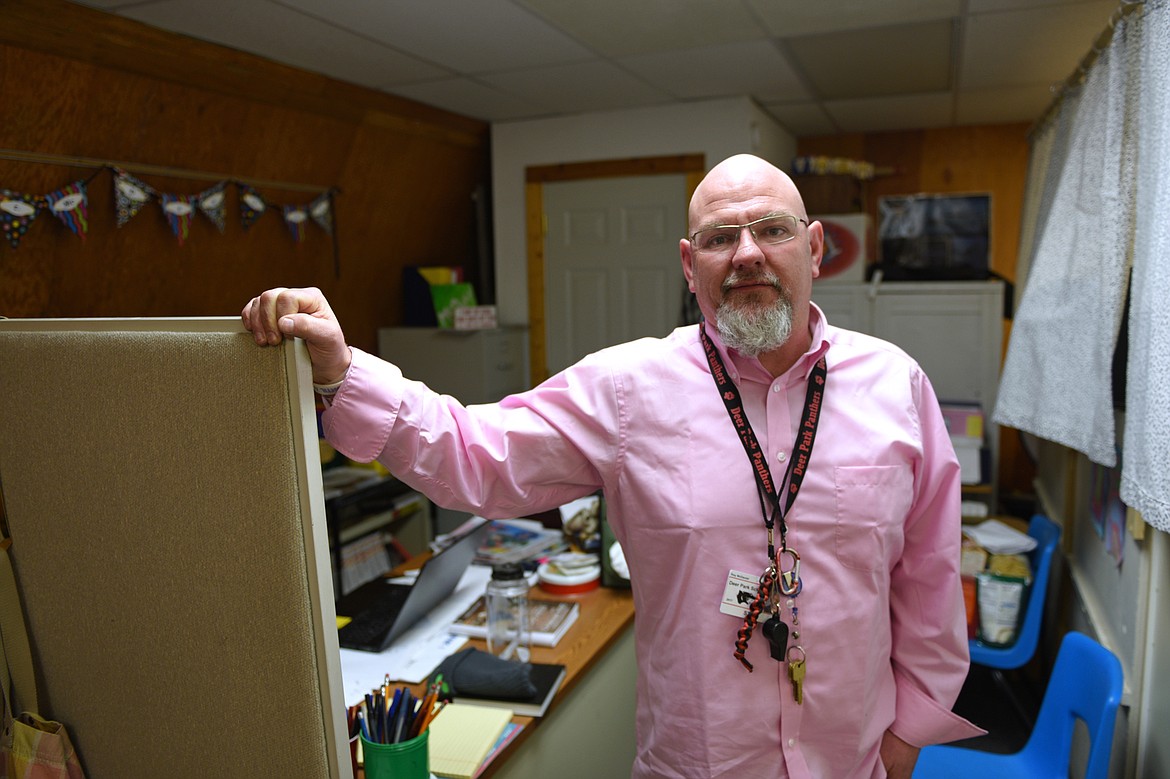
[543,174,687,375]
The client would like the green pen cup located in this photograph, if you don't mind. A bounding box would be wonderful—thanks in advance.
[360,730,428,779]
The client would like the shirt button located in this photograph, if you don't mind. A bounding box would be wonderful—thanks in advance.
[777,452,787,462]
[772,385,781,393]
[788,738,796,747]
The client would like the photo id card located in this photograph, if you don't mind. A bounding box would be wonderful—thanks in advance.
[720,569,759,617]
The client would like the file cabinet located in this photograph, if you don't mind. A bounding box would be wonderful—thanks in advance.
[377,326,529,404]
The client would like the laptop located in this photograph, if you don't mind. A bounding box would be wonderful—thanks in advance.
[337,522,491,652]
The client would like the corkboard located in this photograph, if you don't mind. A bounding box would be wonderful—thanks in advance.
[0,318,349,778]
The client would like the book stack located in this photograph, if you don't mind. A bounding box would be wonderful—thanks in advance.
[474,520,566,566]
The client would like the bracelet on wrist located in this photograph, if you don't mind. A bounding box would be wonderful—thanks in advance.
[313,378,345,396]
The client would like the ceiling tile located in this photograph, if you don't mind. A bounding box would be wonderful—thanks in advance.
[786,20,953,100]
[119,0,445,87]
[514,0,765,57]
[747,0,960,37]
[960,2,1119,89]
[956,85,1056,125]
[481,59,671,115]
[68,0,1116,133]
[387,78,548,122]
[277,0,596,74]
[760,101,841,137]
[619,40,809,102]
[823,92,954,133]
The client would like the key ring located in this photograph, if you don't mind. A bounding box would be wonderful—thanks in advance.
[786,644,806,665]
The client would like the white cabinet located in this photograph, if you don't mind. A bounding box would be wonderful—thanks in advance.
[813,281,1005,500]
[377,326,529,404]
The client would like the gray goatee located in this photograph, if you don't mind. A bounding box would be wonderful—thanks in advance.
[715,273,793,356]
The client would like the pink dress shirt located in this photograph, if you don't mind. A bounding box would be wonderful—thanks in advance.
[323,304,983,778]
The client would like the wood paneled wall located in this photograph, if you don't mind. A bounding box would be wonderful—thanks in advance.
[0,0,489,354]
[798,124,1034,496]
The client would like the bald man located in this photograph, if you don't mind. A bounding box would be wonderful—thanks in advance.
[245,154,982,778]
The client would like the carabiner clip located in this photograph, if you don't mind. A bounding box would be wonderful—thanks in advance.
[776,547,802,596]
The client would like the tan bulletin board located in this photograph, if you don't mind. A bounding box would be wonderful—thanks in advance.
[0,318,350,779]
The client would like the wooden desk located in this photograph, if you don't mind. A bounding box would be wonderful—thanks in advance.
[479,583,636,778]
[366,563,636,778]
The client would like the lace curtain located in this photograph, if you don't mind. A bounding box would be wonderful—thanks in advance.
[1120,0,1170,532]
[996,0,1170,532]
[994,10,1137,468]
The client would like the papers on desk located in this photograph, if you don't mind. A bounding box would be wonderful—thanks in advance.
[339,565,493,704]
[963,519,1037,555]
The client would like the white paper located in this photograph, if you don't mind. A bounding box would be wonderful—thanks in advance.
[962,519,1037,555]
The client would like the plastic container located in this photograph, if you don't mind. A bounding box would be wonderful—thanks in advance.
[360,729,428,779]
[485,562,531,662]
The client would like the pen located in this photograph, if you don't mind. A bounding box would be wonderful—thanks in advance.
[385,688,401,744]
[392,688,412,743]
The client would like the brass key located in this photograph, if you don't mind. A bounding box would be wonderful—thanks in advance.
[787,646,806,705]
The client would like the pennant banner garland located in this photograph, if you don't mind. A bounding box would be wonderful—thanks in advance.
[113,167,155,227]
[198,182,228,233]
[0,190,43,249]
[238,184,267,231]
[45,180,89,241]
[160,192,197,246]
[310,191,333,235]
[0,165,336,249]
[282,204,308,243]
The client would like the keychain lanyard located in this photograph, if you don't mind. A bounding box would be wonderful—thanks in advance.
[701,324,827,677]
[700,324,826,558]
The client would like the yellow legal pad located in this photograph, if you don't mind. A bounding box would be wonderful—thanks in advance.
[427,703,513,779]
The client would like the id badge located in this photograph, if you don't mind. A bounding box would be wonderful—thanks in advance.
[719,569,759,617]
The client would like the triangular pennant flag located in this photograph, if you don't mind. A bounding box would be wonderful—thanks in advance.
[113,168,155,227]
[159,193,198,246]
[0,191,43,249]
[197,181,228,233]
[238,184,267,231]
[282,204,308,243]
[44,180,89,241]
[309,191,333,235]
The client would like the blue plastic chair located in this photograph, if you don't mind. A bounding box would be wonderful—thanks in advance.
[913,631,1123,779]
[970,513,1061,669]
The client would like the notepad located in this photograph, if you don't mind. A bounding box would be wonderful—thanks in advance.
[427,703,514,779]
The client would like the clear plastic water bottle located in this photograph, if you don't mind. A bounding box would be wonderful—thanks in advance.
[485,562,531,662]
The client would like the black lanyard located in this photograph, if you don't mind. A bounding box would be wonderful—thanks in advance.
[700,324,826,559]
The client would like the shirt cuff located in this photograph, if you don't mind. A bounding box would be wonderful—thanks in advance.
[891,674,987,746]
[320,347,405,463]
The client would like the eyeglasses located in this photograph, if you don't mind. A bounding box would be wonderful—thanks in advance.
[689,214,808,256]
